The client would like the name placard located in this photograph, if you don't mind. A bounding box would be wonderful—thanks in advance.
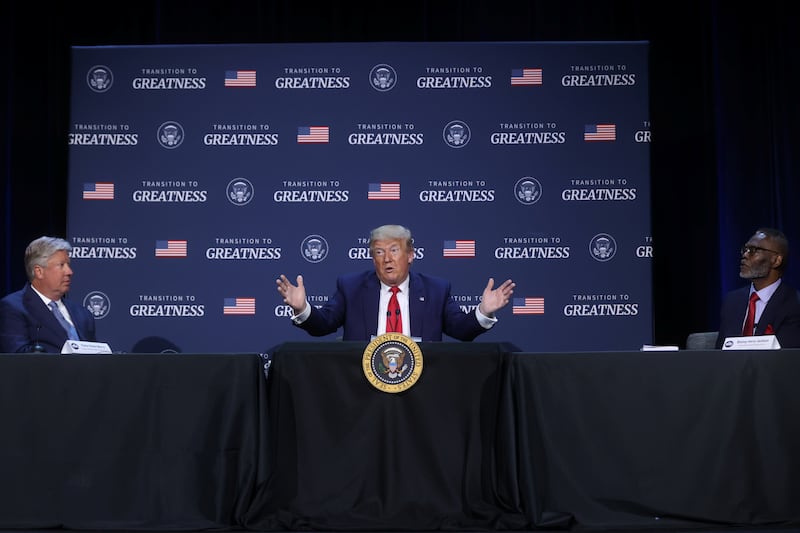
[721,335,781,350]
[61,340,113,354]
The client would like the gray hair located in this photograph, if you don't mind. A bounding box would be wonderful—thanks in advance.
[369,225,413,251]
[24,236,72,281]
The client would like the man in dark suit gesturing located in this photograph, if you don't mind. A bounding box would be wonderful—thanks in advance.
[276,224,515,342]
[716,227,800,348]
[0,236,96,353]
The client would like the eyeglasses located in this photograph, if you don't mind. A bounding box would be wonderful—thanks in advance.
[740,245,780,256]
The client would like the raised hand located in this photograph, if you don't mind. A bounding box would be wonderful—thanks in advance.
[276,274,307,314]
[478,277,515,316]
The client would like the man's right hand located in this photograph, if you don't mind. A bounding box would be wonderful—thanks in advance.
[276,274,307,314]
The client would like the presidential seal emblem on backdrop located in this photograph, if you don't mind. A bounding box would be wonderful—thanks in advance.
[362,333,423,393]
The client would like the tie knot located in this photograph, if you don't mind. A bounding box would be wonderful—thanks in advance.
[750,292,760,303]
[49,301,59,311]
[390,286,400,295]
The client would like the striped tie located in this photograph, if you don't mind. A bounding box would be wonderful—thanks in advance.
[49,301,80,341]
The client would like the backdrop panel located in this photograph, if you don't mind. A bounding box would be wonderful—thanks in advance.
[67,41,651,353]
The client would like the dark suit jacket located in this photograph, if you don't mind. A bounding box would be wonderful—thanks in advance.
[0,284,97,353]
[716,281,800,349]
[295,270,488,342]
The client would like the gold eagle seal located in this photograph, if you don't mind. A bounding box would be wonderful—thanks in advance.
[362,333,423,393]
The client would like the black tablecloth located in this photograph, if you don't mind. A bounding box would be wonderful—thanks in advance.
[506,349,800,529]
[3,348,799,531]
[0,353,268,530]
[245,341,529,531]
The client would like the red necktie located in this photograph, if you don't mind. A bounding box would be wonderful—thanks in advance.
[386,286,402,333]
[743,292,759,336]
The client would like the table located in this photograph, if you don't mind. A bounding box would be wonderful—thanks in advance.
[3,347,798,531]
[247,346,800,531]
[0,353,268,530]
[244,341,528,531]
[505,349,800,529]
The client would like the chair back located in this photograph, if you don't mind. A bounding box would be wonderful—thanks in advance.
[685,331,718,350]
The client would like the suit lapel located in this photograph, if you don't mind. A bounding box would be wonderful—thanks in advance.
[360,273,380,337]
[408,272,425,339]
[756,282,788,335]
[23,285,68,346]
[23,286,59,331]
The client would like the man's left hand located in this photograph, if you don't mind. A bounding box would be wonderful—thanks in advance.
[478,277,515,316]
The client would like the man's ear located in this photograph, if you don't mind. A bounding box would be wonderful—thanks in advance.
[33,264,44,279]
[772,254,784,270]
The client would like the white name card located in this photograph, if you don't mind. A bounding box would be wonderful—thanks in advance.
[640,345,679,351]
[61,340,113,354]
[721,335,781,350]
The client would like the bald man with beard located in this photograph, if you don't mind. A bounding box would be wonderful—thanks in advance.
[716,227,800,348]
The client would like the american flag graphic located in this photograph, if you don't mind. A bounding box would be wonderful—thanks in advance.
[155,240,187,258]
[443,240,476,258]
[367,182,401,200]
[584,124,617,142]
[82,182,114,200]
[223,297,256,315]
[297,126,329,143]
[224,70,256,87]
[510,68,543,86]
[512,297,545,315]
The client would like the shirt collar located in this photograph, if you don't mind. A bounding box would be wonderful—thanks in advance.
[752,278,782,302]
[31,285,57,307]
[380,276,410,294]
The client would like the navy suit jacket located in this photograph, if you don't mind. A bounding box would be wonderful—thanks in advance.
[0,284,97,353]
[295,270,487,342]
[716,280,800,349]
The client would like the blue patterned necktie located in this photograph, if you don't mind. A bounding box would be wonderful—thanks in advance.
[49,301,80,341]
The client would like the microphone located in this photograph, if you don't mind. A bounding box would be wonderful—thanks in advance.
[31,325,45,353]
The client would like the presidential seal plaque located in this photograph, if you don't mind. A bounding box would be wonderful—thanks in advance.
[362,333,423,393]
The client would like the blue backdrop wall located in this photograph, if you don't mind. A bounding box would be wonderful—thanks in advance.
[67,41,650,353]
